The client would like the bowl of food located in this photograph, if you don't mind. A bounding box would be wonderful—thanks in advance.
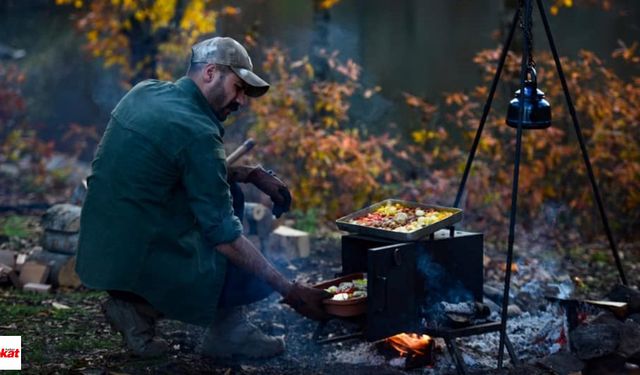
[313,273,367,317]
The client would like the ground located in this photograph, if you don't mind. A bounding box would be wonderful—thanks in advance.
[0,215,638,374]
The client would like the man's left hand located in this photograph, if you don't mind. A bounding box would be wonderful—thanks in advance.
[246,166,292,218]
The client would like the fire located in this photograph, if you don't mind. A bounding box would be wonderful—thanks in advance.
[385,333,432,356]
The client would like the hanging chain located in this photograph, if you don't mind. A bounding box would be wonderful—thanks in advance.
[519,0,536,70]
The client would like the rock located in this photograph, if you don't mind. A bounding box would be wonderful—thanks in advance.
[617,319,640,358]
[628,313,640,325]
[483,298,501,314]
[583,353,627,375]
[483,284,503,305]
[606,284,640,314]
[570,322,621,360]
[591,312,624,327]
[507,304,522,317]
[41,204,82,255]
[536,351,584,375]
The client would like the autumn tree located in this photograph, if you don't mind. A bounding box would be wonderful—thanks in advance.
[55,0,240,85]
[244,47,403,222]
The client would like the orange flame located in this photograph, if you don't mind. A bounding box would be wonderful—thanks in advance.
[385,333,432,356]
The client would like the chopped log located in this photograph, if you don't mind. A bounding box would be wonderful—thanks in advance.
[15,253,27,271]
[584,300,628,318]
[0,263,20,287]
[27,251,81,288]
[606,284,640,314]
[18,261,50,285]
[22,282,51,294]
[267,226,310,260]
[0,249,16,269]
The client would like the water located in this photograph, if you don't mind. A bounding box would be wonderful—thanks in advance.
[0,0,637,146]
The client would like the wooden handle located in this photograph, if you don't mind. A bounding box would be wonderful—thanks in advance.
[226,138,256,166]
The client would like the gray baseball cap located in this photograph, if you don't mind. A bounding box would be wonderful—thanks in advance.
[190,37,270,97]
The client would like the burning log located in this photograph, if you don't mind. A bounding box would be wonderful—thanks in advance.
[438,301,491,327]
[377,333,434,370]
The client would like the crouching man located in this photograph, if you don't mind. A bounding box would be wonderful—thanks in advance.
[76,36,329,359]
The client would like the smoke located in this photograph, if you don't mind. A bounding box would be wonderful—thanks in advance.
[417,252,473,321]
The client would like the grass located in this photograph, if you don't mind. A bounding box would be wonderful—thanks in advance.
[0,288,123,372]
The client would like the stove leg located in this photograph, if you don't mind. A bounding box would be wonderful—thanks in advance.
[444,337,468,375]
[312,319,363,345]
[504,335,520,366]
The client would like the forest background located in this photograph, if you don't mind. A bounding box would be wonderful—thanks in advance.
[0,0,638,251]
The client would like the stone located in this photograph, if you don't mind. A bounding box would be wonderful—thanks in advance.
[536,351,585,375]
[583,353,627,375]
[483,284,503,305]
[617,319,640,358]
[570,322,621,360]
[507,304,522,317]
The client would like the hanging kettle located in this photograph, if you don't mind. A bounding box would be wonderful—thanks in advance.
[506,67,551,129]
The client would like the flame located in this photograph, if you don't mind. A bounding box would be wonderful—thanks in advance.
[385,333,432,356]
[499,262,519,273]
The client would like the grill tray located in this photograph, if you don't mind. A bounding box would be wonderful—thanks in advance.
[336,199,463,241]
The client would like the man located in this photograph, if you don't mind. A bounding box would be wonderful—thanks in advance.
[76,37,330,359]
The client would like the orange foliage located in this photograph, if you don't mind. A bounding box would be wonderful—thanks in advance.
[550,0,612,15]
[404,47,640,240]
[246,47,401,219]
[55,0,223,84]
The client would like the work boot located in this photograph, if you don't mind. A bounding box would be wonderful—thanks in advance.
[102,297,169,358]
[200,306,284,359]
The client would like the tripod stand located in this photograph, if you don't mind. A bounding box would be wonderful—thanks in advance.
[451,0,628,367]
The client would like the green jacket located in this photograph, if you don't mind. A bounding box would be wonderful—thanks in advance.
[76,77,243,326]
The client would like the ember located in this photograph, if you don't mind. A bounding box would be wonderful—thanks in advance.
[381,333,435,369]
[385,333,432,356]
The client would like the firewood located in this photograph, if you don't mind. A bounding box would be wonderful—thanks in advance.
[267,225,310,260]
[15,253,27,272]
[18,261,50,285]
[0,263,19,287]
[22,282,51,294]
[27,251,81,288]
[0,249,16,269]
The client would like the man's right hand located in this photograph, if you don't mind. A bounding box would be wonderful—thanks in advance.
[281,282,332,321]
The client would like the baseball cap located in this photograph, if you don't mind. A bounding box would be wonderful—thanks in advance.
[190,37,270,97]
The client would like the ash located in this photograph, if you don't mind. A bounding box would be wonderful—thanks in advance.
[155,235,574,374]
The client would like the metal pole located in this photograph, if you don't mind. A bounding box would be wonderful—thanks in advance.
[498,0,531,367]
[535,0,628,285]
[453,8,520,208]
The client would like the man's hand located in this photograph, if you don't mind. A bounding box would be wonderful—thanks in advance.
[246,166,292,218]
[281,282,332,321]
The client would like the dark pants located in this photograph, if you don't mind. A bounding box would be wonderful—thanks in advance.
[109,182,273,312]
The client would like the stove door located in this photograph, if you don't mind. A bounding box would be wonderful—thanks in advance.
[366,242,418,341]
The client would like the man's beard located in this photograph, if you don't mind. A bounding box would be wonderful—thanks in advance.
[207,84,239,122]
